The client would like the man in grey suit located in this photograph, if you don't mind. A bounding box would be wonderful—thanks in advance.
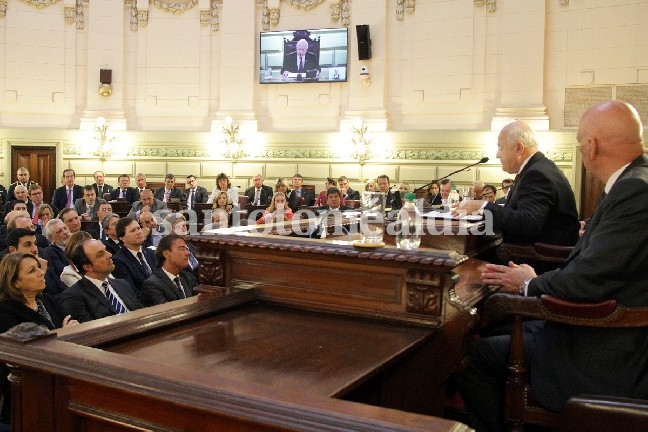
[184,174,209,211]
[141,233,197,307]
[458,100,648,432]
[61,239,142,323]
[127,189,167,218]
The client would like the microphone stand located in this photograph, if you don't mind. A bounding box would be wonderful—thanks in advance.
[413,159,488,193]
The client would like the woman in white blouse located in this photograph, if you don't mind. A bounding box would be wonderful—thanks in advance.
[207,172,239,208]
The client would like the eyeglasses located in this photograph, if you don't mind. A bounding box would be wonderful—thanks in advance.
[502,185,511,190]
[30,191,43,195]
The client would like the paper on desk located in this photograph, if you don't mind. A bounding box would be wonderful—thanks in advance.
[422,210,483,222]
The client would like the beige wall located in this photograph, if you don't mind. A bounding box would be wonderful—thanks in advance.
[1,0,648,205]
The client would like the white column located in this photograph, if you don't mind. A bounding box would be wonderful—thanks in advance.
[81,0,126,129]
[491,0,549,131]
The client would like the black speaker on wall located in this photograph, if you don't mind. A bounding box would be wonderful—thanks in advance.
[356,24,372,60]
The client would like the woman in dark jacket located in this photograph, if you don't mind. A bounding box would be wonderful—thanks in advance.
[0,252,78,424]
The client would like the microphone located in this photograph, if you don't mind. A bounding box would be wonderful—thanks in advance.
[413,157,490,192]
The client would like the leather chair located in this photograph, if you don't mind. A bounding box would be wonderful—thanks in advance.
[556,395,648,432]
[496,242,573,264]
[485,293,648,432]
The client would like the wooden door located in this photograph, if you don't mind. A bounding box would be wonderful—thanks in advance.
[11,147,57,204]
[580,164,605,220]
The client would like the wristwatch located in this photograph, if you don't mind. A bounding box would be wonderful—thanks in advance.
[519,278,532,296]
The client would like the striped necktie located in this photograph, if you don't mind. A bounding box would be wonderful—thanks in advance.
[102,281,127,314]
[174,277,187,298]
[137,251,152,276]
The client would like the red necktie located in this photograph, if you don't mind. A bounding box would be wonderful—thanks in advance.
[164,190,170,202]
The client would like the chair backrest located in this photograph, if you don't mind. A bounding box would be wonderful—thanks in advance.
[556,395,648,432]
[238,195,250,208]
[345,199,361,209]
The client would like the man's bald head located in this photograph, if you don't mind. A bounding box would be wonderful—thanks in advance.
[578,100,644,182]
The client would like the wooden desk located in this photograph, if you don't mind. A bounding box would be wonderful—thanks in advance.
[0,233,486,432]
[107,200,132,218]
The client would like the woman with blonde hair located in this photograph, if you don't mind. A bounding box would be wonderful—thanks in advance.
[256,192,294,225]
[211,190,233,227]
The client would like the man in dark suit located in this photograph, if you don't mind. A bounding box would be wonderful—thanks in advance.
[154,173,186,206]
[111,217,156,299]
[74,185,107,221]
[7,167,39,202]
[101,213,122,254]
[43,218,71,277]
[84,202,114,240]
[456,121,580,247]
[2,185,33,218]
[338,176,360,200]
[494,178,514,205]
[244,174,274,207]
[109,174,140,204]
[127,189,168,219]
[288,173,315,208]
[316,187,353,214]
[61,239,142,323]
[281,39,320,77]
[92,170,114,200]
[458,100,648,432]
[376,174,395,208]
[51,169,84,211]
[140,234,197,307]
[184,174,209,211]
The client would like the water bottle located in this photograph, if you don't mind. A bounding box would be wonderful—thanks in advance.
[395,193,422,250]
[449,185,460,207]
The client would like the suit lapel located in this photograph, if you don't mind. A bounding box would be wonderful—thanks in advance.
[82,278,115,313]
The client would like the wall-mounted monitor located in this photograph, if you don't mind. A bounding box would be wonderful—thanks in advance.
[259,28,348,84]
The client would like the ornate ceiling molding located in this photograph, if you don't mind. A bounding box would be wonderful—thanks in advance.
[0,1,6,18]
[284,0,324,11]
[396,0,415,21]
[151,0,197,14]
[474,0,496,13]
[260,0,348,31]
[63,0,86,29]
[19,0,62,9]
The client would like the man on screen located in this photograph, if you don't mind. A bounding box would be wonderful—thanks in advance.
[281,39,320,77]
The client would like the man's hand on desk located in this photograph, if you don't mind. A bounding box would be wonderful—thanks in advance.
[452,199,486,218]
[481,262,537,293]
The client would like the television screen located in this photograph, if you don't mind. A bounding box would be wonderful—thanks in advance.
[259,28,348,84]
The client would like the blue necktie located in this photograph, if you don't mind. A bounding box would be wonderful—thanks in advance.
[103,281,127,314]
[188,251,198,269]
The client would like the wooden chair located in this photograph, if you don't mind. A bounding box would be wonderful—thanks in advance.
[484,293,648,432]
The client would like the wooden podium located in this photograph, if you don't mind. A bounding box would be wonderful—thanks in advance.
[0,232,489,432]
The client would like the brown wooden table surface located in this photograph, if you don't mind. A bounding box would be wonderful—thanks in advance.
[104,303,434,398]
